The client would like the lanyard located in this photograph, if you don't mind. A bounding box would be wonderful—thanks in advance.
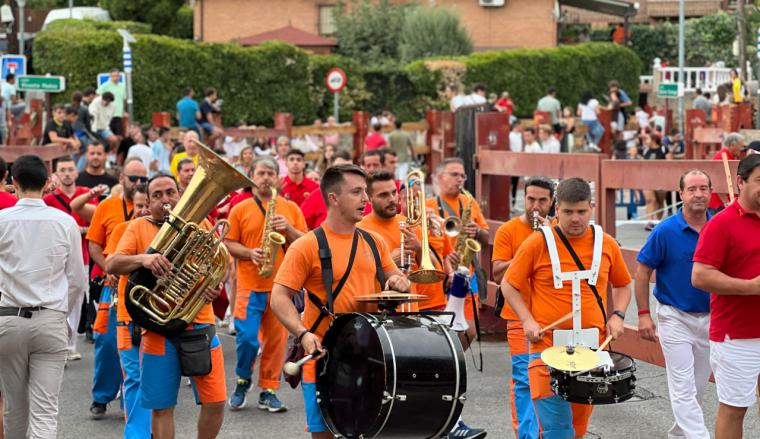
[122,197,133,221]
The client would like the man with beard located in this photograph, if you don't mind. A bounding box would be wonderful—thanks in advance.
[85,157,148,418]
[492,176,554,439]
[44,157,99,361]
[107,174,225,439]
[103,184,151,438]
[226,157,306,412]
[76,141,119,189]
[635,170,713,439]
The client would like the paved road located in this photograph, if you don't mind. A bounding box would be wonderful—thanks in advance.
[58,331,760,439]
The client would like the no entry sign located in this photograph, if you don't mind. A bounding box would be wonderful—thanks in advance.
[325,67,347,93]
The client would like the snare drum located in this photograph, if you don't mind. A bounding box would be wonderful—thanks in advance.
[316,313,466,438]
[549,351,636,405]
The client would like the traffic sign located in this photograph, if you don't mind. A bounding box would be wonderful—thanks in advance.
[325,67,347,93]
[97,72,125,87]
[657,82,682,99]
[1,54,27,80]
[17,75,66,93]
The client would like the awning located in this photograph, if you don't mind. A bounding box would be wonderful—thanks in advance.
[559,0,639,17]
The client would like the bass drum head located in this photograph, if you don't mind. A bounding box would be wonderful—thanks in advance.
[317,313,388,437]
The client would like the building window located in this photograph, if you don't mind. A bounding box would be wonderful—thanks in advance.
[319,5,337,36]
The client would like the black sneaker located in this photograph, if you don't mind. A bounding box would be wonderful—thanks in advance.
[90,401,107,419]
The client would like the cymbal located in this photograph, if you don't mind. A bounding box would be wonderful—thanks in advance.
[355,291,427,303]
[541,345,600,372]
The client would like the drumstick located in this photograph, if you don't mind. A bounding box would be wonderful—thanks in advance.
[283,353,314,376]
[721,152,735,204]
[539,312,573,335]
[597,335,613,352]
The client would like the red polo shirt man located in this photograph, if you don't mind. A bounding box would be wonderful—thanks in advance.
[280,149,318,206]
[709,133,744,210]
[693,154,760,437]
[0,157,17,210]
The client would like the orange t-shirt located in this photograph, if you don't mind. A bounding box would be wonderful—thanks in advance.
[114,217,215,325]
[87,195,133,249]
[356,213,406,251]
[492,217,536,320]
[105,221,132,322]
[274,224,397,338]
[427,193,488,272]
[505,227,631,352]
[226,196,307,294]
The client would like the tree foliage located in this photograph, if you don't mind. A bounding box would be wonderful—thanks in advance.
[333,0,409,65]
[398,7,473,64]
[101,0,192,38]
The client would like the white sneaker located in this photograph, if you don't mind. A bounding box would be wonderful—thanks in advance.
[67,351,82,361]
[228,318,237,335]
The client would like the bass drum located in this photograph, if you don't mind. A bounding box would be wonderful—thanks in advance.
[316,313,466,438]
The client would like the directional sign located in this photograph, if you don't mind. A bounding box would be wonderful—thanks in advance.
[17,75,66,93]
[657,82,682,99]
[325,67,347,93]
[1,54,27,80]
[97,72,125,87]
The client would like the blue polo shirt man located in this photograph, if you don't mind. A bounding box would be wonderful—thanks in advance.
[635,169,713,439]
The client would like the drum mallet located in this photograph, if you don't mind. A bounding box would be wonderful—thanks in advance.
[283,354,315,376]
[721,152,735,204]
[539,312,573,335]
[597,335,613,352]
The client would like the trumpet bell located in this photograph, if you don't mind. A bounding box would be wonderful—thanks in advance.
[407,268,445,284]
[443,216,462,237]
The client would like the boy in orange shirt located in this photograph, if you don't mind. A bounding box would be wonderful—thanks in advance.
[106,174,225,439]
[492,176,554,439]
[271,165,410,439]
[502,178,632,438]
[225,157,307,412]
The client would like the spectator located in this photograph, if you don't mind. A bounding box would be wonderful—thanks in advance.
[538,124,560,153]
[125,130,153,170]
[387,119,414,179]
[300,119,323,153]
[88,91,119,153]
[635,106,650,130]
[2,73,26,120]
[323,115,340,147]
[42,104,80,151]
[663,128,684,157]
[0,94,9,145]
[274,136,290,175]
[381,149,398,176]
[150,127,172,174]
[0,157,17,209]
[71,89,95,152]
[561,107,576,152]
[509,123,524,153]
[299,150,353,230]
[365,123,387,151]
[176,87,201,135]
[253,131,273,157]
[522,127,542,153]
[199,87,224,146]
[642,133,672,231]
[96,68,126,137]
[692,90,712,123]
[708,133,744,213]
[76,141,119,189]
[280,149,319,206]
[223,120,248,162]
[730,69,745,104]
[495,91,514,116]
[176,158,196,192]
[608,80,632,128]
[578,90,604,149]
[235,145,254,176]
[446,83,467,111]
[315,143,335,174]
[170,131,200,179]
[360,150,384,174]
[536,86,562,128]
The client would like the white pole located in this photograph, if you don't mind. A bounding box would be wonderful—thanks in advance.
[333,91,339,123]
[677,0,685,135]
[123,39,134,122]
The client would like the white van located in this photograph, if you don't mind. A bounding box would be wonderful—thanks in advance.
[42,7,111,31]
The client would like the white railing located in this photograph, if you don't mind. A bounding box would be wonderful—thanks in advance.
[650,58,753,93]
[640,75,654,86]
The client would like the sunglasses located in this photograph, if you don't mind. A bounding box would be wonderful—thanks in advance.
[126,175,149,183]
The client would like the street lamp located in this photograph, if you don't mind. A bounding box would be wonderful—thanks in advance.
[117,28,136,122]
[17,0,26,56]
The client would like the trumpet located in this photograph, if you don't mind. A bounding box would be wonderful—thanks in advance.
[404,170,444,284]
[532,210,542,231]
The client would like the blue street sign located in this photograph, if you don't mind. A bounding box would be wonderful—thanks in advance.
[97,72,125,87]
[1,55,27,80]
[123,46,132,73]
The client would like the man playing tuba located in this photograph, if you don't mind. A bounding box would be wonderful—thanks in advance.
[225,156,307,412]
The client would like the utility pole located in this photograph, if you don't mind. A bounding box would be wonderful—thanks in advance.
[678,0,685,136]
[738,0,747,80]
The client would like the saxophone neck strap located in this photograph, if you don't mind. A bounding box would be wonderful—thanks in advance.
[252,195,267,216]
[436,195,462,219]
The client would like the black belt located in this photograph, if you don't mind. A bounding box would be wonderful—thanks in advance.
[0,306,46,318]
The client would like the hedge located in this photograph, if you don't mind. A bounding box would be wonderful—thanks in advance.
[45,18,152,34]
[33,28,640,124]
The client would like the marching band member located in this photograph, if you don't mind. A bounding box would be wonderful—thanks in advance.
[225,157,307,411]
[502,178,632,439]
[271,164,409,439]
[492,176,554,439]
[86,157,147,418]
[636,169,714,439]
[692,155,760,439]
[106,173,225,439]
[103,184,151,438]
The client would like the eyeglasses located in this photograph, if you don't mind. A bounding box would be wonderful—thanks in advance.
[446,172,467,181]
[126,175,149,184]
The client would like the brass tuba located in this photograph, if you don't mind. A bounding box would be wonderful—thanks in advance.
[405,170,445,284]
[258,186,287,278]
[126,140,255,337]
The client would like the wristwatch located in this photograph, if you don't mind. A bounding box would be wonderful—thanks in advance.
[611,310,626,321]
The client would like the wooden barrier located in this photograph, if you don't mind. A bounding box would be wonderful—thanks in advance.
[0,144,70,172]
[684,108,706,159]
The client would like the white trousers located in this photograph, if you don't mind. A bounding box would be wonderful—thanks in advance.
[657,303,712,439]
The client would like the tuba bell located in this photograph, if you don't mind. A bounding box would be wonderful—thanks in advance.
[126,140,254,338]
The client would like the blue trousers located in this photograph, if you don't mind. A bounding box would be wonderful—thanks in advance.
[509,333,538,439]
[119,322,151,439]
[528,352,576,439]
[92,286,123,404]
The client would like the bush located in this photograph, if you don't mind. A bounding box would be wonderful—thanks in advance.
[398,7,473,64]
[45,18,152,34]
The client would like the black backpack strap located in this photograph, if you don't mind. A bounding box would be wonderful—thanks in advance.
[357,228,386,290]
[53,194,73,214]
[552,226,607,325]
[309,226,359,323]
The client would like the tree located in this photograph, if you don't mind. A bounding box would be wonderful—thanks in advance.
[398,7,473,64]
[100,0,191,38]
[333,0,409,65]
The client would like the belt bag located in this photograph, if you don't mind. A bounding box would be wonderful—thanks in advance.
[131,322,143,347]
[169,326,215,377]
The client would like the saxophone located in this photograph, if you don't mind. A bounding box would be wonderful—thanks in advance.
[258,187,287,278]
[454,189,482,268]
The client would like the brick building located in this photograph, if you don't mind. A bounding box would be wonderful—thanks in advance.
[193,0,558,51]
